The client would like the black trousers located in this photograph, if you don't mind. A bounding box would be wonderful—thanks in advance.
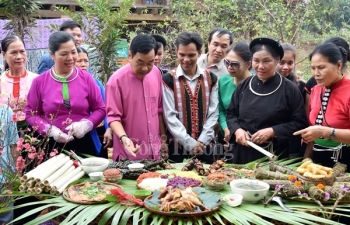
[45,131,107,158]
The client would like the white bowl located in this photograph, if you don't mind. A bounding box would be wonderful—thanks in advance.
[223,194,243,207]
[230,179,270,203]
[127,163,144,171]
[80,157,110,174]
[89,172,103,181]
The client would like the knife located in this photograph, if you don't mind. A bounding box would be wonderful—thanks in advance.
[247,141,277,161]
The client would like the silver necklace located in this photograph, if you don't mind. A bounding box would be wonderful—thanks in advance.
[249,73,283,96]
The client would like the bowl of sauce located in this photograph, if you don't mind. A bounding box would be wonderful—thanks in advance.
[80,157,110,174]
[230,179,270,203]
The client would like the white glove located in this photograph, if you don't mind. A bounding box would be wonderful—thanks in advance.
[65,119,93,139]
[45,125,74,143]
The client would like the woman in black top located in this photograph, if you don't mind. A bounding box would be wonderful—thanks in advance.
[276,43,306,157]
[226,38,308,164]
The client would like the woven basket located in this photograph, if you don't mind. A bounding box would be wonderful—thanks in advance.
[297,174,335,186]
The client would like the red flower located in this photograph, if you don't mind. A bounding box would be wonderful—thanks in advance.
[6,190,12,194]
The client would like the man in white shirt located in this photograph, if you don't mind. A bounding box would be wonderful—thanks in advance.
[197,28,233,78]
[162,32,219,163]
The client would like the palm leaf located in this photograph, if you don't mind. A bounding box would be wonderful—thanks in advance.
[97,204,121,225]
[8,157,350,225]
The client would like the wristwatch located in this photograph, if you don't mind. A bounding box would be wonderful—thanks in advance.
[328,128,336,141]
[119,134,128,143]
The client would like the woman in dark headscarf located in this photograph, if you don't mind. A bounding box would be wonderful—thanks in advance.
[226,38,308,164]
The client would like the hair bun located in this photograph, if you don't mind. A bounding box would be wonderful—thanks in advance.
[338,46,347,57]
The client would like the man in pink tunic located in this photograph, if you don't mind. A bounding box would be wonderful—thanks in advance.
[106,34,166,161]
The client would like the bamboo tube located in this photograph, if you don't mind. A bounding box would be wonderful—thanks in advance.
[50,166,75,189]
[44,160,73,185]
[40,183,45,188]
[19,185,27,191]
[35,188,42,194]
[26,180,35,188]
[44,186,51,193]
[53,167,82,191]
[23,154,65,180]
[35,183,40,188]
[50,190,56,195]
[35,156,70,182]
[27,188,33,194]
[20,178,26,184]
[58,170,85,194]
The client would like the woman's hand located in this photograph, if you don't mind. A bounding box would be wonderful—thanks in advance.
[223,128,230,145]
[103,128,113,148]
[66,119,93,138]
[294,126,328,142]
[234,128,250,146]
[251,128,275,145]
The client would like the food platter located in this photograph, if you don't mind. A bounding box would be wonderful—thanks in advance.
[144,187,221,217]
[63,182,122,205]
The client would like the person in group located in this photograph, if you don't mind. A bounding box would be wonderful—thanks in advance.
[0,36,38,124]
[304,37,350,112]
[37,20,83,74]
[162,31,219,163]
[218,42,252,159]
[198,28,233,78]
[151,34,168,74]
[25,31,106,157]
[75,47,112,156]
[0,104,19,225]
[294,42,350,172]
[226,38,308,164]
[276,43,306,157]
[106,34,165,161]
[277,43,306,100]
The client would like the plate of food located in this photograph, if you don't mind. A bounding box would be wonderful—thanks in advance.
[63,181,122,204]
[144,186,221,216]
[136,172,203,192]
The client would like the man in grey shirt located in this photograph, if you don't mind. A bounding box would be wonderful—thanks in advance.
[197,28,233,78]
[162,31,219,163]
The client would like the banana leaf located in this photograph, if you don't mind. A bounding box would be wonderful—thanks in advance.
[5,160,350,225]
